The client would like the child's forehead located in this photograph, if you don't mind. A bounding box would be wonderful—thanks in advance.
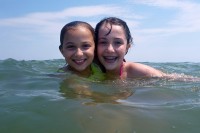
[101,23,112,29]
[100,23,124,32]
[102,22,123,28]
[67,25,85,30]
[66,26,90,33]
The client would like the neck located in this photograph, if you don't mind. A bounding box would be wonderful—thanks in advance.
[105,62,124,79]
[68,66,92,78]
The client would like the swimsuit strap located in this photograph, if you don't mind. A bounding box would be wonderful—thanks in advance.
[89,63,105,80]
[119,59,126,77]
[119,63,123,77]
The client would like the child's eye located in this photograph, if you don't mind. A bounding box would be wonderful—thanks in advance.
[65,45,76,50]
[115,41,122,45]
[82,44,91,50]
[99,40,108,46]
[114,39,123,46]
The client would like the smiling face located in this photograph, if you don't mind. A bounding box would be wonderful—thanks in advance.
[97,24,130,73]
[60,26,95,72]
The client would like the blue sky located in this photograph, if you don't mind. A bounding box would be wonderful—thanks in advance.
[0,0,200,62]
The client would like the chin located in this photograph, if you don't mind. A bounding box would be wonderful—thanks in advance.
[74,67,85,72]
[104,66,116,71]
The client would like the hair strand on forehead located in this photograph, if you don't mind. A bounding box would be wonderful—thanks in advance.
[95,17,133,46]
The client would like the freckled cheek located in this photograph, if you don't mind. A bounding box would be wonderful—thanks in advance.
[116,47,127,56]
[88,52,94,58]
[83,50,94,59]
[97,45,105,54]
[62,50,75,59]
[97,49,104,58]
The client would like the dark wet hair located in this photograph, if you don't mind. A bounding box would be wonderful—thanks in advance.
[59,21,104,71]
[59,21,95,51]
[94,17,133,72]
[95,17,133,46]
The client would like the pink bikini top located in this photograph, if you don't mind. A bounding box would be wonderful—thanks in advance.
[119,59,126,77]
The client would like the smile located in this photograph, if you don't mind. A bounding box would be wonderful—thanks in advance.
[73,59,86,65]
[103,56,117,63]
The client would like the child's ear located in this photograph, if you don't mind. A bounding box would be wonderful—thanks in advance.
[60,49,63,54]
[60,48,65,58]
[126,44,131,54]
[59,45,63,54]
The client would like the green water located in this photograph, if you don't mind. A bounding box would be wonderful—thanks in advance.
[0,59,200,133]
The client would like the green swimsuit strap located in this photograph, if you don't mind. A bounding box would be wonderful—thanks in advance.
[89,63,105,80]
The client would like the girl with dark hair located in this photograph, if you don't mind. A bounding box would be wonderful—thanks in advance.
[59,21,104,80]
[95,17,165,79]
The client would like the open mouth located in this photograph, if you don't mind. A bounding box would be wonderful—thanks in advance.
[103,56,118,63]
[73,59,86,65]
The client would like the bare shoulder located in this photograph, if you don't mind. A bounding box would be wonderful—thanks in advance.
[125,62,165,78]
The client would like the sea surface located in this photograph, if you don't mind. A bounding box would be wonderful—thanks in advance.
[0,58,200,133]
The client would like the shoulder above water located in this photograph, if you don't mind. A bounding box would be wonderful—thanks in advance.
[124,62,165,78]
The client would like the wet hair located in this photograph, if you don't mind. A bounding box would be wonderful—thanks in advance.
[59,21,95,51]
[95,17,133,46]
[59,21,104,71]
[94,17,133,72]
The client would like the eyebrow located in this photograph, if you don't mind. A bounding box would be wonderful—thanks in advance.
[98,37,107,40]
[98,37,122,40]
[114,38,123,40]
[64,41,93,45]
[64,42,74,45]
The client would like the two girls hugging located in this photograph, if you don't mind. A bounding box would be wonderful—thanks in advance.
[59,17,165,81]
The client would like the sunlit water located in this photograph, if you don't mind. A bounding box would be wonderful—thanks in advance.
[0,59,200,133]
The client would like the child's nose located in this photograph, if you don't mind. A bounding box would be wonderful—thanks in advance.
[107,44,115,52]
[75,48,83,56]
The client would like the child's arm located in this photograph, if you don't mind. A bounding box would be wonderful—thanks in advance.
[127,62,165,78]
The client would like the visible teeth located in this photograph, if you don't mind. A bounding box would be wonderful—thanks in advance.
[104,56,116,60]
[76,60,84,63]
[74,59,85,63]
[103,56,117,63]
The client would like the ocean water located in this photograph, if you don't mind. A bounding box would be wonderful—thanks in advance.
[0,58,200,133]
